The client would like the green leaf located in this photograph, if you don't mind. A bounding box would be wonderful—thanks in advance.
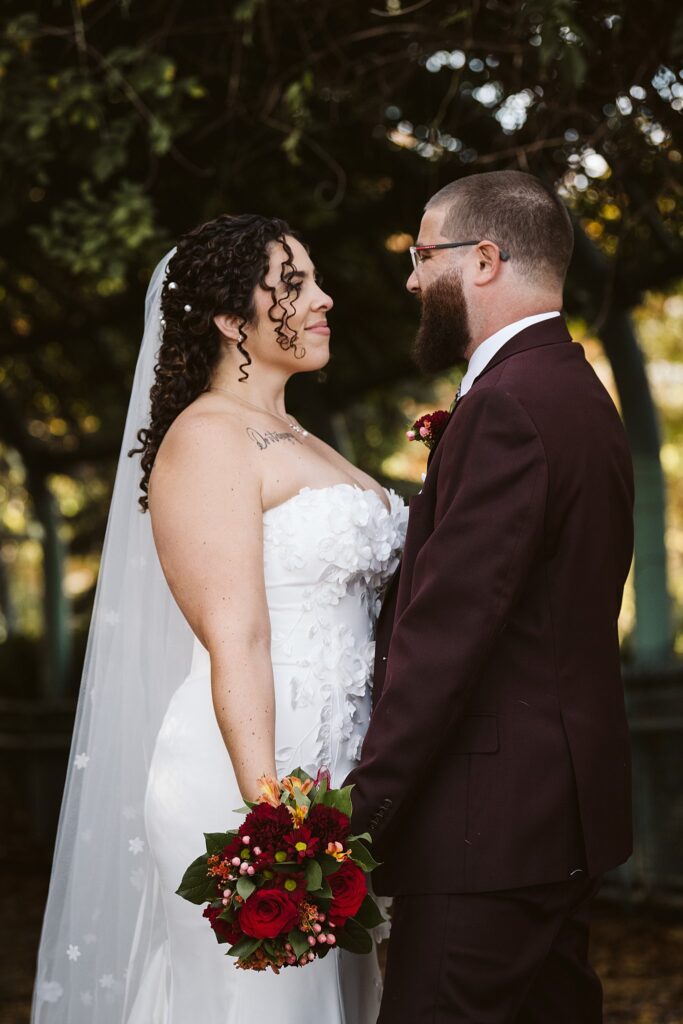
[348,838,380,872]
[236,876,256,900]
[352,894,386,929]
[312,776,329,805]
[317,879,333,900]
[293,786,311,810]
[175,854,217,905]
[304,859,323,892]
[227,935,262,959]
[335,916,373,955]
[233,803,254,815]
[204,832,232,856]
[348,832,372,844]
[320,784,353,818]
[287,928,309,959]
[320,853,342,877]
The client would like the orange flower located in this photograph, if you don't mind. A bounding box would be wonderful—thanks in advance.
[281,775,314,799]
[288,804,309,829]
[256,774,282,808]
[325,840,352,862]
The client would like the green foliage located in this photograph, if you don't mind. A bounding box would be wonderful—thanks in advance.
[348,837,380,872]
[319,853,342,877]
[304,858,323,892]
[175,854,216,905]
[352,893,386,929]
[236,876,256,900]
[227,935,261,959]
[204,831,234,856]
[335,915,373,954]
[319,783,353,818]
[30,180,156,281]
[287,928,309,959]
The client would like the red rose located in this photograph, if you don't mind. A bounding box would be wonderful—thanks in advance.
[328,860,367,927]
[203,904,242,946]
[239,887,300,939]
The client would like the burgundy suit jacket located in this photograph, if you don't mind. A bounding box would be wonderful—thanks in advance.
[346,316,634,895]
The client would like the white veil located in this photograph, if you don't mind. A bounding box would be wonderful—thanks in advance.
[31,250,196,1021]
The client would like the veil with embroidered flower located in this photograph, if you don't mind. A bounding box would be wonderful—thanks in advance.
[30,251,197,1020]
[31,249,405,1022]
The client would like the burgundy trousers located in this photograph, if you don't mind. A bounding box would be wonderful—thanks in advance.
[378,876,603,1024]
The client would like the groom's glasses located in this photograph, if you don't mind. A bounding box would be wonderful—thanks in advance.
[409,241,510,272]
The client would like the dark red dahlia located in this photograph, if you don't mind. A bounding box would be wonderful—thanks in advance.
[307,804,351,849]
[240,802,291,857]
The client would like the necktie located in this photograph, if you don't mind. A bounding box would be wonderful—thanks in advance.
[449,383,462,413]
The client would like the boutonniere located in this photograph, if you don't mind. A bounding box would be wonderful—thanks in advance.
[406,409,450,451]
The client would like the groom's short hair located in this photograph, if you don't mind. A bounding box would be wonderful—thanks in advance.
[426,171,574,285]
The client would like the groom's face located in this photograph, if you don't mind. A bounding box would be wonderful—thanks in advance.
[407,208,473,373]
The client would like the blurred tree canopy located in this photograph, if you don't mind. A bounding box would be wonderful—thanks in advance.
[0,0,682,691]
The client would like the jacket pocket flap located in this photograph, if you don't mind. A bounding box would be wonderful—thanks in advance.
[450,714,499,754]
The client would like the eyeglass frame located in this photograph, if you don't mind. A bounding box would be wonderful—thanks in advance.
[409,240,510,272]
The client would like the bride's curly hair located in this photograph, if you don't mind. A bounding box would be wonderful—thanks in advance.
[129,213,306,512]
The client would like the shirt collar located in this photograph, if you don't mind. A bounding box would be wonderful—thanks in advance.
[459,311,561,398]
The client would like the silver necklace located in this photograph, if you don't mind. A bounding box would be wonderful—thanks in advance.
[209,385,310,437]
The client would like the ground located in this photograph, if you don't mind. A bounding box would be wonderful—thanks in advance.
[2,859,681,1023]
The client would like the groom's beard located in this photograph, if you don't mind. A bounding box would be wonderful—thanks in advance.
[412,268,472,373]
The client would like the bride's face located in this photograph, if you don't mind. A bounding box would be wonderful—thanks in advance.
[248,235,334,373]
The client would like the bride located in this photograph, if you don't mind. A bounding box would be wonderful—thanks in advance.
[31,213,407,1022]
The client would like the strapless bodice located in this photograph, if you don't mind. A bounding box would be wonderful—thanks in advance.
[189,483,408,771]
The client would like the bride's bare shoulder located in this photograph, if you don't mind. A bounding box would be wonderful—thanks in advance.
[148,395,258,511]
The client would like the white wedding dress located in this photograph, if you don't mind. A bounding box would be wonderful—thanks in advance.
[125,483,407,1024]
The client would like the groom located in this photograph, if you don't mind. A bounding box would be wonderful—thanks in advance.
[345,170,634,1023]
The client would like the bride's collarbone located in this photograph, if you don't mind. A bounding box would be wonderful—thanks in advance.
[170,403,386,514]
[257,453,389,516]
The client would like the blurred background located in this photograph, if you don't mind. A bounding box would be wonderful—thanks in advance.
[1,1,682,1021]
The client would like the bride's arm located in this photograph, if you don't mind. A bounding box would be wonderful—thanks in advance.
[148,409,276,803]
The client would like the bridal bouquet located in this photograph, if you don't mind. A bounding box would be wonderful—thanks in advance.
[176,767,385,973]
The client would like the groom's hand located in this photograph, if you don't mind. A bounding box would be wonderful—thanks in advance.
[346,387,547,844]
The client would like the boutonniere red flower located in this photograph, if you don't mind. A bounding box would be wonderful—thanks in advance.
[406,409,450,451]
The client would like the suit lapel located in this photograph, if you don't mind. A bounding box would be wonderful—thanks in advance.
[425,316,571,471]
[468,314,571,386]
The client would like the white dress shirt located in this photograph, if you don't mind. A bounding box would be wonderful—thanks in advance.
[458,311,561,399]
